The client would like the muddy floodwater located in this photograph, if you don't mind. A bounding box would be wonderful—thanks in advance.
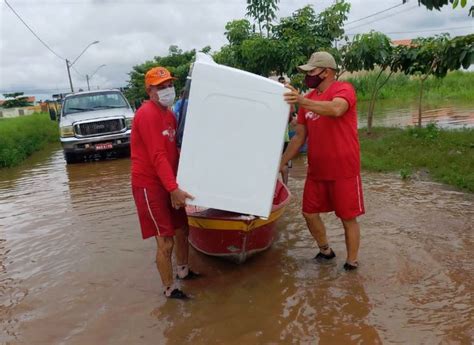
[357,99,474,129]
[0,144,473,345]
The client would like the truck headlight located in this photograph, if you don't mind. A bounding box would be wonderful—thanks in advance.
[125,117,133,129]
[60,125,75,137]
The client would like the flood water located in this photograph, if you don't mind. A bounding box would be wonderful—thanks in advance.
[1,144,473,345]
[357,99,474,129]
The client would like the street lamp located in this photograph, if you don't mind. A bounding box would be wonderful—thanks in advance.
[65,40,99,93]
[86,64,106,91]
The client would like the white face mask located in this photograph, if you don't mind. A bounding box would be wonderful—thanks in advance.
[157,86,176,107]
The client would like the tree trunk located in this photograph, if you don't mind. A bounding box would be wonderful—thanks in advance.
[418,79,425,128]
[336,69,346,80]
[366,69,384,134]
[417,61,437,128]
[367,93,376,134]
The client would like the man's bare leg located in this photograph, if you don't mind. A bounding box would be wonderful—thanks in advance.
[281,164,289,185]
[155,236,174,288]
[341,218,360,264]
[174,225,200,279]
[302,212,333,255]
[174,225,189,266]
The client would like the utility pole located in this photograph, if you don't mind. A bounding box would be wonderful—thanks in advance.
[66,59,74,93]
[86,64,106,91]
[65,41,99,94]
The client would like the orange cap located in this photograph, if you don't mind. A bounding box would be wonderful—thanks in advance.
[145,67,176,88]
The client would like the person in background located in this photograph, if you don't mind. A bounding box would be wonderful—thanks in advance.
[278,75,293,185]
[131,67,200,300]
[280,52,364,271]
[172,89,185,122]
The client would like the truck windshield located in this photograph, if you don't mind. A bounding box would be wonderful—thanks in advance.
[63,91,129,115]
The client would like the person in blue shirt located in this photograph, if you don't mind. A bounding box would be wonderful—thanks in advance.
[172,89,185,122]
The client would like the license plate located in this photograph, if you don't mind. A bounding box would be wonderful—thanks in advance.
[95,142,113,150]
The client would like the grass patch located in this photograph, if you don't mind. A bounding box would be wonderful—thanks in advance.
[359,124,474,192]
[0,113,59,168]
[347,71,474,102]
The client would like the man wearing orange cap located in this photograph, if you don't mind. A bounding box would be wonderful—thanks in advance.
[131,66,199,299]
[281,52,364,271]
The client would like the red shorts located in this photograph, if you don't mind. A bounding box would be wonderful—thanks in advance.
[132,185,187,239]
[302,175,365,220]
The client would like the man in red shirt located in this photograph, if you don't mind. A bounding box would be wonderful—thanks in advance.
[281,52,364,270]
[131,67,199,299]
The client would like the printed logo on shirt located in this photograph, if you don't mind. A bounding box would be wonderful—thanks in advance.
[162,126,176,142]
[305,111,320,121]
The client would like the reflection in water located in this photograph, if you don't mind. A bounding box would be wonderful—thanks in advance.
[0,144,473,344]
[358,99,474,129]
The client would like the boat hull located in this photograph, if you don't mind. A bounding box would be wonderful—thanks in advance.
[186,182,290,263]
[188,218,277,263]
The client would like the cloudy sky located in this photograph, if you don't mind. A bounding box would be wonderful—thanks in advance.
[0,0,472,100]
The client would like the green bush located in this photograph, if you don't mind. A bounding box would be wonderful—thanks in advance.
[347,71,474,102]
[360,126,474,192]
[0,113,59,168]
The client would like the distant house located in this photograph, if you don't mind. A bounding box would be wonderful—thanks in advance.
[391,39,413,47]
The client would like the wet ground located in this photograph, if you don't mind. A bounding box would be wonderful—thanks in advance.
[0,144,473,344]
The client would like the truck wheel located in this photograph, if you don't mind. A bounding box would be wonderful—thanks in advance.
[120,147,131,157]
[64,152,81,164]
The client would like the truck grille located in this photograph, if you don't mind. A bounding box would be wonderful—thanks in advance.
[75,119,125,137]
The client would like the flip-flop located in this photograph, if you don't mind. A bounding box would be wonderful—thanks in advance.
[314,249,336,261]
[165,288,189,299]
[176,269,201,280]
[343,262,359,271]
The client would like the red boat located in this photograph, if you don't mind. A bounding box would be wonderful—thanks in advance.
[186,181,291,263]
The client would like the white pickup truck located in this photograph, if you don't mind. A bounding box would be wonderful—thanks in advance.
[51,89,134,164]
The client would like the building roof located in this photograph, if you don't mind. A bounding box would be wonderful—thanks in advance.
[392,39,413,47]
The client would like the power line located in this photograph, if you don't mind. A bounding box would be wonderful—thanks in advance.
[345,2,406,25]
[3,0,65,61]
[347,26,473,36]
[345,4,418,30]
[72,66,85,78]
[4,0,242,4]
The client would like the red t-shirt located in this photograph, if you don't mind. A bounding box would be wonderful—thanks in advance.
[297,81,360,180]
[131,101,179,192]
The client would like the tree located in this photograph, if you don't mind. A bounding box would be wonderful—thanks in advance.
[398,34,473,127]
[214,20,253,70]
[239,36,280,76]
[272,2,350,79]
[343,31,397,133]
[224,19,253,46]
[245,0,280,37]
[3,92,23,98]
[315,1,351,48]
[1,92,32,108]
[400,35,450,127]
[125,46,197,106]
[409,0,474,16]
[216,2,350,81]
